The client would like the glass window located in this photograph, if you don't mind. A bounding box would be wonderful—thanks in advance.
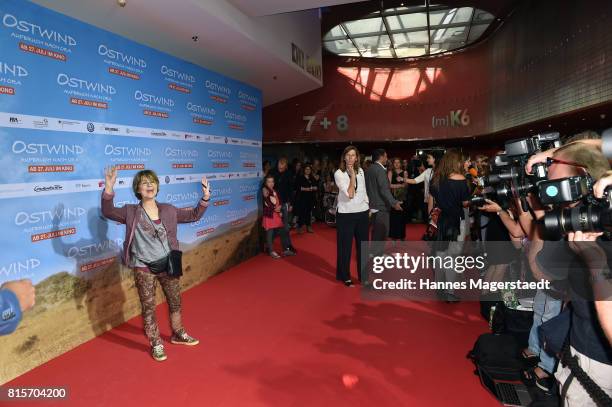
[468,23,490,42]
[431,25,468,44]
[473,10,494,23]
[396,47,427,58]
[343,17,385,36]
[324,25,346,41]
[353,35,392,52]
[392,31,429,47]
[386,13,428,31]
[323,5,496,59]
[324,39,359,55]
[362,47,395,58]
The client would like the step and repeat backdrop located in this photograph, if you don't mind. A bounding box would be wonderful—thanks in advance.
[0,0,262,286]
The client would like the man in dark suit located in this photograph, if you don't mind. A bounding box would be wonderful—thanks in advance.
[365,149,403,243]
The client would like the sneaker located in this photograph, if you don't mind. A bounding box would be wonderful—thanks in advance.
[289,246,298,254]
[270,251,281,259]
[344,280,354,287]
[170,331,200,346]
[307,226,314,233]
[282,249,296,257]
[535,376,554,393]
[151,344,167,361]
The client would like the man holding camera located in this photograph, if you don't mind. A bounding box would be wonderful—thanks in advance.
[522,137,612,404]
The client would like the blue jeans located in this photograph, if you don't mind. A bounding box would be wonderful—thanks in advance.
[528,289,562,374]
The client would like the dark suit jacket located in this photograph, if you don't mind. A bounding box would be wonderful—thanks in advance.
[101,191,208,266]
[365,162,399,212]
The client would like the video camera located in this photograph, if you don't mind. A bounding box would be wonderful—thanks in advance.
[538,175,612,237]
[477,132,561,210]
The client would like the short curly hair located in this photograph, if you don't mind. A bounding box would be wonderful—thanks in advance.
[132,170,159,200]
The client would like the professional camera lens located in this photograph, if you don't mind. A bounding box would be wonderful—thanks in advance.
[543,205,612,237]
[486,171,514,185]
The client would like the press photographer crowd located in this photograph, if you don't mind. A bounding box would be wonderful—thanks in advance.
[260,128,612,406]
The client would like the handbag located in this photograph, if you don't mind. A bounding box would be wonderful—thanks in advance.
[140,206,183,278]
[167,249,183,278]
[263,211,284,230]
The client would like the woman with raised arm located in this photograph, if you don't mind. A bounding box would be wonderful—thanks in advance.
[101,166,210,362]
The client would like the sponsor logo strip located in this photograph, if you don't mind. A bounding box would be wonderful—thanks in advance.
[0,112,262,148]
[0,172,262,199]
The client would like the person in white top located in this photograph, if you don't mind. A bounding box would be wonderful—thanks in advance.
[406,153,437,215]
[334,146,369,287]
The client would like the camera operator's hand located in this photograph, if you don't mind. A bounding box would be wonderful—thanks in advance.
[478,199,502,213]
[519,193,546,220]
[593,170,612,198]
[568,231,606,267]
[525,148,556,174]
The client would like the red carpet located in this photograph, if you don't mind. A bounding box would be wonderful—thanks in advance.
[7,223,498,407]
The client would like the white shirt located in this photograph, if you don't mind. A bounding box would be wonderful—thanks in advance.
[334,168,369,213]
[413,167,433,203]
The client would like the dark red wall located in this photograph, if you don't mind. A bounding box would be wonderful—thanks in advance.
[264,49,491,142]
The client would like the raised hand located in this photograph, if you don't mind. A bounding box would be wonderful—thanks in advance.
[201,176,211,201]
[104,166,117,193]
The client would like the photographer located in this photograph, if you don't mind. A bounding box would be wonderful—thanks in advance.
[525,141,612,401]
[477,196,525,291]
[559,229,612,405]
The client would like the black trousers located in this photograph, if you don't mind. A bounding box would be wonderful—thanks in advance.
[297,199,313,227]
[336,210,369,282]
[370,210,390,242]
